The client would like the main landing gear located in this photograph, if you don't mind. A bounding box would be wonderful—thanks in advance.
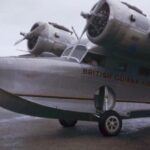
[98,110,122,136]
[58,86,122,136]
[95,86,122,136]
[58,111,122,136]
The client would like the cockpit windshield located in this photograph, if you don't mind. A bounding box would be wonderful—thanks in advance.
[61,44,88,63]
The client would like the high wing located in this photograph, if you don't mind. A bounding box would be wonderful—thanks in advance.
[81,0,150,64]
[14,0,150,67]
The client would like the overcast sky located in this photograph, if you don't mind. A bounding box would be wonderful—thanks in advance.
[0,0,150,56]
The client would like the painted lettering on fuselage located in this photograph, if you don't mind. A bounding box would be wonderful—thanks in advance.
[82,69,150,88]
[83,69,112,79]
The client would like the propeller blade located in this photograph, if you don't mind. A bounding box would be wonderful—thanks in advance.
[16,49,28,52]
[20,32,27,37]
[80,0,106,40]
[14,37,26,46]
[79,13,91,40]
[14,24,46,46]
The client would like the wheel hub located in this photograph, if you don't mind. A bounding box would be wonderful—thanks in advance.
[106,116,119,133]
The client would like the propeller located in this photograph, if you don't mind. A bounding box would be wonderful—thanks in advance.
[80,0,106,40]
[14,33,27,46]
[14,24,46,46]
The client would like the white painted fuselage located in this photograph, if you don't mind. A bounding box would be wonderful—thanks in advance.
[0,57,149,103]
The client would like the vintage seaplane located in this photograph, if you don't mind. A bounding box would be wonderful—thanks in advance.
[0,0,150,136]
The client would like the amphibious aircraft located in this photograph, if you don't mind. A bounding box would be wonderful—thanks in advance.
[0,0,150,137]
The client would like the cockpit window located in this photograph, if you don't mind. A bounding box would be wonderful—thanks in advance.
[102,58,127,72]
[61,47,73,56]
[61,45,88,63]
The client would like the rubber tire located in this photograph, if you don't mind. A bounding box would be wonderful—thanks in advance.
[98,110,122,137]
[59,119,77,128]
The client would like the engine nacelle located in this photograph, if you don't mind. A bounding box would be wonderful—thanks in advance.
[27,22,75,55]
[86,0,150,57]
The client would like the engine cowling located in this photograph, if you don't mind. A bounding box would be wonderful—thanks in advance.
[86,0,150,57]
[27,22,75,55]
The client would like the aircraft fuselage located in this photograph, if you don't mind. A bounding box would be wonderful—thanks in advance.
[0,57,149,103]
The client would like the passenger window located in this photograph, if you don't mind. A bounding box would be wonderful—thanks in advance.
[139,67,150,77]
[104,59,127,72]
[83,54,106,66]
[114,64,127,72]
